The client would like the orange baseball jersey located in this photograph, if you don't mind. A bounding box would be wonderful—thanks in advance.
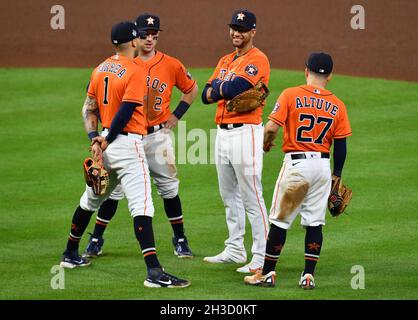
[87,54,146,135]
[134,51,196,127]
[269,85,352,153]
[208,47,270,124]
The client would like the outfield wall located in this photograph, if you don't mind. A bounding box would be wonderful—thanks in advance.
[0,0,417,81]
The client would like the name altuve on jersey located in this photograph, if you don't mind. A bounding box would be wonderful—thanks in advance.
[296,96,339,117]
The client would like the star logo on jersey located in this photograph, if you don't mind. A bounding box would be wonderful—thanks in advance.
[147,17,155,25]
[186,70,193,80]
[314,88,321,94]
[245,64,258,76]
[307,242,321,251]
[237,12,245,20]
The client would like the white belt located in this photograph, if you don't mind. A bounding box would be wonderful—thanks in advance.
[102,128,143,140]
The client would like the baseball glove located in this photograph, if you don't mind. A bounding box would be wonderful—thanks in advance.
[83,157,109,196]
[226,80,269,113]
[328,175,353,217]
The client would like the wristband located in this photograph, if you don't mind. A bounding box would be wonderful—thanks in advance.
[88,131,99,141]
[172,101,191,119]
[211,79,223,94]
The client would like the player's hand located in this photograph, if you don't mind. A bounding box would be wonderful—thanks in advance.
[165,114,179,130]
[90,142,103,166]
[263,141,276,152]
[91,136,109,152]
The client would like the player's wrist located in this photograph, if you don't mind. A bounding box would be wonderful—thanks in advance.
[211,79,223,92]
[88,131,99,141]
[210,87,222,102]
[332,170,342,177]
[172,101,190,119]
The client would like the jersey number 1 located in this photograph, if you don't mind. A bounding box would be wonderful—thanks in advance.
[296,114,333,144]
[103,77,109,105]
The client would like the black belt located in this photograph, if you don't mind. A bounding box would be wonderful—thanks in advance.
[147,123,164,134]
[219,123,244,130]
[291,153,330,160]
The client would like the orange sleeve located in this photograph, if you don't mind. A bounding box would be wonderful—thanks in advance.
[87,68,97,98]
[268,90,289,126]
[207,58,224,84]
[122,69,144,105]
[235,55,270,86]
[174,60,196,94]
[333,103,352,139]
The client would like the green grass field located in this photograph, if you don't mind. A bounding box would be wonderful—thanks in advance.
[0,68,417,300]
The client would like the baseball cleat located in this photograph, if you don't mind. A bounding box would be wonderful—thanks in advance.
[60,250,91,269]
[244,270,276,287]
[203,250,246,264]
[236,261,263,273]
[299,272,315,290]
[144,267,191,288]
[82,233,104,258]
[172,236,193,258]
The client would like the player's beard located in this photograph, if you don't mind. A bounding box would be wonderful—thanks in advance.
[232,36,250,49]
[140,38,157,53]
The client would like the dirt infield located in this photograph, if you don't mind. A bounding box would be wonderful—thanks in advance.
[0,0,417,81]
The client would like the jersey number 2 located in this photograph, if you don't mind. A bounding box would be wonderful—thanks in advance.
[296,114,333,144]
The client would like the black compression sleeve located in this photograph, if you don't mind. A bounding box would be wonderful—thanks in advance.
[220,76,253,100]
[106,101,139,144]
[333,138,347,177]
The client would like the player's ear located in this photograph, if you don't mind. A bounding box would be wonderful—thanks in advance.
[327,73,333,82]
[132,38,139,48]
[305,68,309,79]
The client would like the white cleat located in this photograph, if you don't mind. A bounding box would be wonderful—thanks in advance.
[203,251,246,264]
[244,270,276,287]
[299,272,315,290]
[236,261,263,273]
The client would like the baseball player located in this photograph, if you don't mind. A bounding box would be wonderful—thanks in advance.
[201,9,270,273]
[244,52,352,289]
[83,13,198,259]
[60,21,190,288]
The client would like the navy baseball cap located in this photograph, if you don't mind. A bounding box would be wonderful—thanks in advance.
[228,9,256,31]
[111,21,141,44]
[306,52,333,75]
[135,13,162,31]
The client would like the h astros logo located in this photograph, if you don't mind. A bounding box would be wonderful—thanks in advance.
[245,64,258,76]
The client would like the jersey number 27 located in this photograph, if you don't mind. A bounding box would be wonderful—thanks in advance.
[296,114,333,144]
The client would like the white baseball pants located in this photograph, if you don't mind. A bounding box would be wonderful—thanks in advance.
[80,132,154,218]
[269,152,331,230]
[215,123,269,264]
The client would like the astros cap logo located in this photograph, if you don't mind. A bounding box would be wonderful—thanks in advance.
[147,17,155,25]
[237,12,245,20]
